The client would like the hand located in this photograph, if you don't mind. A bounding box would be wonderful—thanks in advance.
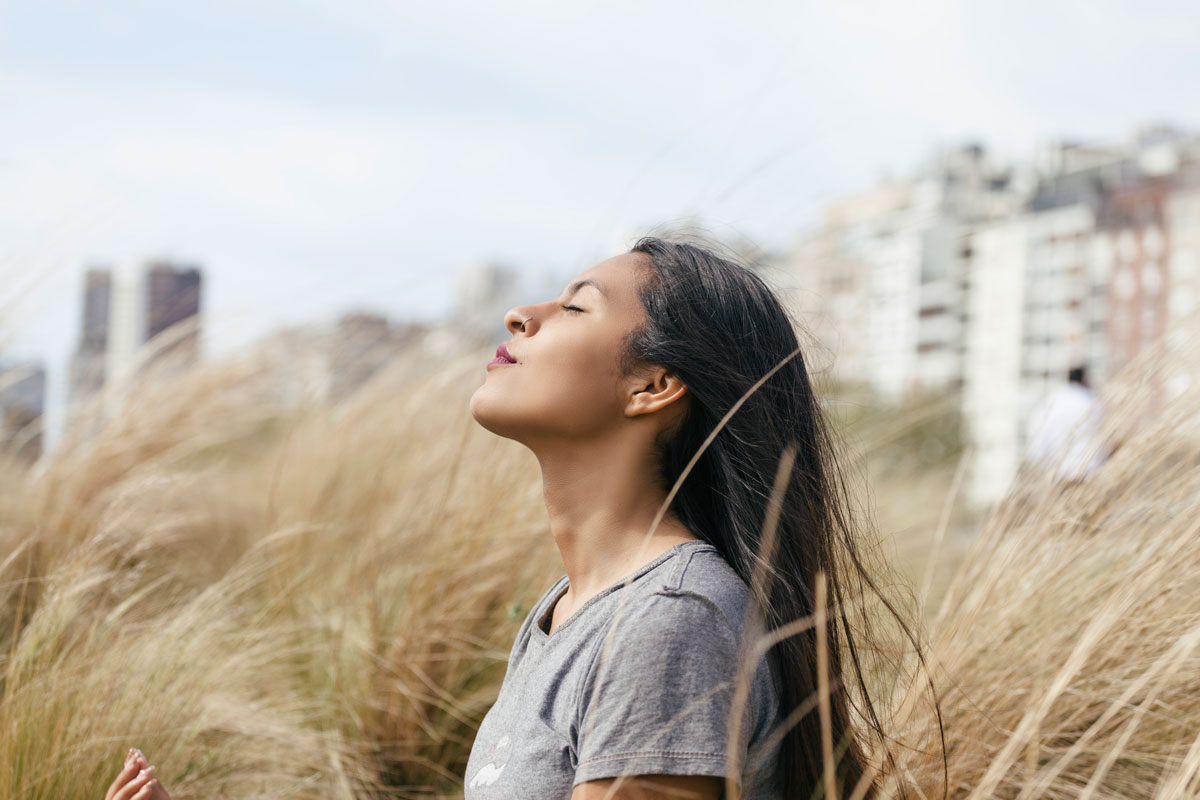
[104,748,172,800]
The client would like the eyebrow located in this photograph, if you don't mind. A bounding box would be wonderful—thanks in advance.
[565,279,605,298]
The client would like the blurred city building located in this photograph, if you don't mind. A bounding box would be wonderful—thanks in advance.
[0,358,47,463]
[145,260,203,367]
[782,125,1200,509]
[66,259,203,428]
[68,267,112,406]
[455,262,521,345]
[1165,183,1200,400]
[252,311,431,407]
[780,144,1024,401]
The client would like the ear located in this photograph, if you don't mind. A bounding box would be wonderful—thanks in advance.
[624,367,688,418]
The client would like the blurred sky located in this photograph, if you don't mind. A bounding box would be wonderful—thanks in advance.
[2,0,1199,439]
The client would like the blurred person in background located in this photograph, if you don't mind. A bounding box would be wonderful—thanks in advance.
[1025,364,1108,485]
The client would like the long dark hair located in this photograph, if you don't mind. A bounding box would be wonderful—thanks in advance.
[625,234,942,798]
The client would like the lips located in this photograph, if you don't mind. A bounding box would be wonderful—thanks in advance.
[487,343,518,368]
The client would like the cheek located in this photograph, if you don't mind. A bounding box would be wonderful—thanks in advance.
[469,355,625,440]
[539,342,627,417]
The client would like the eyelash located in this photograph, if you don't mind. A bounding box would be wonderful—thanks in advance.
[561,305,584,313]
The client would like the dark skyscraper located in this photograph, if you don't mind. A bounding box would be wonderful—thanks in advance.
[65,260,204,424]
[67,267,113,407]
[0,360,46,462]
[144,261,202,367]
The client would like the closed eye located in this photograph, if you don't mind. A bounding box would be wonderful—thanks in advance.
[562,305,585,313]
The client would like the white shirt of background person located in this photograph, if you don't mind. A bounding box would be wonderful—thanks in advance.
[1025,379,1106,481]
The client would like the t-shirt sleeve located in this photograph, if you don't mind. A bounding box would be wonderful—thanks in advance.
[572,589,756,789]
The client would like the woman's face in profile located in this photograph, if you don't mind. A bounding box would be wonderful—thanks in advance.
[469,251,652,445]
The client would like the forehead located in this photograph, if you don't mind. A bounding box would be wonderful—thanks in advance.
[567,251,650,299]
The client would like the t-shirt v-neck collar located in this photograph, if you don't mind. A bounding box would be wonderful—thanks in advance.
[533,539,715,640]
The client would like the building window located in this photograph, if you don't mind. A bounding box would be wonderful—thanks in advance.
[1142,262,1163,295]
[1114,267,1137,300]
[1117,229,1139,263]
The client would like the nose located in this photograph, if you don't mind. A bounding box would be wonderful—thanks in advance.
[504,306,537,336]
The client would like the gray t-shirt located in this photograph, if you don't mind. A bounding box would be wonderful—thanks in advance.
[463,538,784,799]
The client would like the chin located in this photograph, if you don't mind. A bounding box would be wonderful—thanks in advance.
[469,384,519,439]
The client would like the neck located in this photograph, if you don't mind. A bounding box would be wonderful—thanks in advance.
[531,427,698,603]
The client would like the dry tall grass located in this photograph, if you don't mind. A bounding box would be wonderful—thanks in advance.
[0,342,562,798]
[881,336,1200,799]
[0,328,1197,798]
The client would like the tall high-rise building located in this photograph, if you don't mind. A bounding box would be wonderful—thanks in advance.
[780,126,1200,510]
[782,143,1022,399]
[1165,185,1200,401]
[1094,179,1171,382]
[67,267,112,406]
[65,259,204,425]
[145,261,202,366]
[0,359,47,462]
[962,130,1200,507]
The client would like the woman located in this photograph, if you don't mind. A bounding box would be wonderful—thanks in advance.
[461,236,926,799]
[106,236,930,799]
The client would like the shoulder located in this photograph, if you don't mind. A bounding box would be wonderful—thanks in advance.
[611,587,740,650]
[1066,384,1099,409]
[584,546,754,679]
[647,542,754,637]
[574,587,744,728]
[652,545,783,711]
[570,548,782,789]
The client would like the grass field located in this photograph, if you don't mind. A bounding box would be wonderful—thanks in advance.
[0,331,1197,799]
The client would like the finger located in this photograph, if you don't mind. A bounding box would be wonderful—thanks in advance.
[113,767,155,800]
[105,761,140,800]
[132,779,159,800]
[113,776,149,800]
